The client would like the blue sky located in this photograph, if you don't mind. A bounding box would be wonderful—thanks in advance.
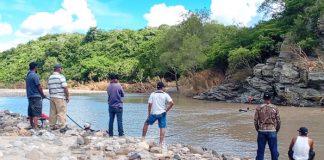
[0,0,264,51]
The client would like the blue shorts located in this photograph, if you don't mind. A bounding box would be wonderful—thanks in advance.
[146,112,167,128]
[28,97,42,117]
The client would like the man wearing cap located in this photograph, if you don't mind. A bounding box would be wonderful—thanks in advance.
[142,82,174,145]
[48,64,69,129]
[107,73,125,137]
[26,62,46,129]
[288,127,315,160]
[254,92,281,160]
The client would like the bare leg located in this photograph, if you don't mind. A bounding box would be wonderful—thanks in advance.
[142,123,149,140]
[29,116,34,128]
[33,117,38,128]
[159,128,165,145]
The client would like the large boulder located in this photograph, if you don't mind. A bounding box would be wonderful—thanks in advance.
[246,77,272,92]
[279,64,300,84]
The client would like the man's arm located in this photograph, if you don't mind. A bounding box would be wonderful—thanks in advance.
[37,85,46,98]
[309,138,315,150]
[165,101,174,112]
[147,103,152,117]
[276,108,281,132]
[289,137,296,150]
[64,87,69,103]
[254,109,259,131]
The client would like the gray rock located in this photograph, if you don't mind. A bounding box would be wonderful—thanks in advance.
[25,149,42,160]
[150,147,161,153]
[246,77,272,92]
[173,154,181,160]
[17,122,30,129]
[128,152,141,160]
[280,63,300,84]
[76,136,85,145]
[188,145,204,155]
[41,131,56,140]
[115,147,129,155]
[105,146,113,151]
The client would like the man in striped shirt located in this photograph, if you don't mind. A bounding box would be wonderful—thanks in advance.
[48,64,69,129]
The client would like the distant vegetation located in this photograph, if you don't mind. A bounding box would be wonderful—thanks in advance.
[0,0,323,89]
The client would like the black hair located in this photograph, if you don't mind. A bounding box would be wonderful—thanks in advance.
[157,81,165,89]
[29,62,38,70]
[108,73,118,80]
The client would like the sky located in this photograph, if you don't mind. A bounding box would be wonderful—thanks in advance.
[0,0,265,51]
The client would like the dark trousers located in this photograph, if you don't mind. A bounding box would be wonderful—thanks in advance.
[108,107,124,136]
[288,149,315,160]
[256,131,279,160]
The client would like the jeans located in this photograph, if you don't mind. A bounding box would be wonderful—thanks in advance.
[288,149,315,160]
[109,107,124,136]
[256,131,279,160]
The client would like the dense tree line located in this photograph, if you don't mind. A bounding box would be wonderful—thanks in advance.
[0,0,323,89]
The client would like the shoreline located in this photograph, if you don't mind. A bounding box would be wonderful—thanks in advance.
[0,89,106,97]
[0,110,249,160]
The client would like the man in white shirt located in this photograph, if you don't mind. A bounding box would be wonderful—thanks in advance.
[142,82,174,145]
[48,64,69,129]
[288,127,315,160]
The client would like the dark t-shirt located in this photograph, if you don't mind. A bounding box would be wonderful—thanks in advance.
[107,83,124,108]
[26,71,41,98]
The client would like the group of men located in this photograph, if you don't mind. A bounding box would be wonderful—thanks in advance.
[26,62,174,145]
[254,93,315,160]
[26,62,69,130]
[26,61,316,159]
[106,74,174,145]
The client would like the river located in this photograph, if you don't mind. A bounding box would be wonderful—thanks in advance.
[0,93,323,159]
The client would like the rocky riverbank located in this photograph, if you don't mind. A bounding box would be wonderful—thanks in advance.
[0,110,251,160]
[194,56,324,107]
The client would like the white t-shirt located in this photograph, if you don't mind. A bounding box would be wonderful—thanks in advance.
[148,90,173,114]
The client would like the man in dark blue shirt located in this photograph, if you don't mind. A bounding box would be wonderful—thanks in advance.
[26,62,46,129]
[107,73,125,136]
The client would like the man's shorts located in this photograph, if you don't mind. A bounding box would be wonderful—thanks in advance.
[146,112,167,128]
[28,97,42,117]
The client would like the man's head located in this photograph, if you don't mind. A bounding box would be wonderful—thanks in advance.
[157,81,165,90]
[298,127,308,136]
[53,64,63,73]
[29,62,38,70]
[108,73,118,83]
[263,92,272,101]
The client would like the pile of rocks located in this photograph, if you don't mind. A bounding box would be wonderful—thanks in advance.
[195,56,324,107]
[0,110,250,160]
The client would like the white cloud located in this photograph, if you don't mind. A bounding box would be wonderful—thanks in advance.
[0,39,25,51]
[210,0,263,26]
[17,0,96,38]
[144,3,188,27]
[0,22,13,36]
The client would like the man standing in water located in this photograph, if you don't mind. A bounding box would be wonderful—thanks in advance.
[26,62,46,129]
[288,127,315,160]
[48,64,69,130]
[254,92,281,160]
[142,82,174,145]
[107,74,125,137]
